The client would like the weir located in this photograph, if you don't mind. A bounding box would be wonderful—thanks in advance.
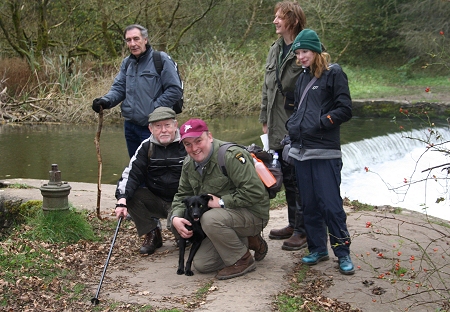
[340,127,450,221]
[341,128,436,175]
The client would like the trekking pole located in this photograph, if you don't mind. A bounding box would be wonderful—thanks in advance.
[94,107,104,220]
[91,216,123,305]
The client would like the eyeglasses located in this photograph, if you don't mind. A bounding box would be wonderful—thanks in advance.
[124,36,142,44]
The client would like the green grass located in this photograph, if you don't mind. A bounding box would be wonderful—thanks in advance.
[23,208,96,243]
[0,239,63,282]
[275,264,326,312]
[270,190,287,209]
[0,207,97,285]
[7,183,31,189]
[344,65,449,100]
[343,197,375,212]
[195,280,214,300]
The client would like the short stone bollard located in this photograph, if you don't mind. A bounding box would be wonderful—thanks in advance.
[40,164,71,212]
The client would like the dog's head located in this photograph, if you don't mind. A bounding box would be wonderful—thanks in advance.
[182,194,212,222]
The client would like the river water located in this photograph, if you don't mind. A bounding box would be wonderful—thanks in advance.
[1,116,449,220]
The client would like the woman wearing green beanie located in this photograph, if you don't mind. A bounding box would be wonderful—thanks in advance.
[258,1,309,252]
[286,28,355,275]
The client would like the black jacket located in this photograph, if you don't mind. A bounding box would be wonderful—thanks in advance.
[286,64,352,152]
[115,131,186,202]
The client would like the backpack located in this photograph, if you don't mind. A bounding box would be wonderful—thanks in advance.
[217,143,283,199]
[125,51,184,114]
[152,51,184,114]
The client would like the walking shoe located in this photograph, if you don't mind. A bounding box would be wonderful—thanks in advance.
[248,234,268,261]
[301,251,329,265]
[338,255,355,275]
[139,228,163,255]
[281,233,308,251]
[216,250,256,280]
[269,225,294,240]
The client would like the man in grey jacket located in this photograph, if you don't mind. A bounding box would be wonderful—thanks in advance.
[92,24,183,158]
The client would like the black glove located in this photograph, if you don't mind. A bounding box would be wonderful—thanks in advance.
[92,98,110,113]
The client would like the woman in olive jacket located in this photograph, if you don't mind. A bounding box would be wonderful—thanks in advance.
[286,29,354,275]
[258,1,307,250]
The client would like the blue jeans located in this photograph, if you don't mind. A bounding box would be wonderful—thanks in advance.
[124,120,151,158]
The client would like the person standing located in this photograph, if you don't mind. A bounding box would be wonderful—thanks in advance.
[287,29,354,275]
[92,24,183,158]
[171,119,270,280]
[114,107,186,255]
[259,1,307,250]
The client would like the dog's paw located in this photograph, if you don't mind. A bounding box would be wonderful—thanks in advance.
[176,268,185,275]
[185,270,194,276]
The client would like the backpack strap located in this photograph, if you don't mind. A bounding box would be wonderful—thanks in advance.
[218,142,248,176]
[153,51,163,75]
[217,142,238,177]
[124,51,163,75]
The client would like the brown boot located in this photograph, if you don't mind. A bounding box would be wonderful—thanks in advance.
[282,233,307,251]
[248,234,268,261]
[269,225,294,240]
[216,250,256,280]
[139,228,163,255]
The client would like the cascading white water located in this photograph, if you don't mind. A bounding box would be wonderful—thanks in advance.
[341,127,450,221]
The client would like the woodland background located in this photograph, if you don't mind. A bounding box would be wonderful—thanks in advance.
[0,0,449,121]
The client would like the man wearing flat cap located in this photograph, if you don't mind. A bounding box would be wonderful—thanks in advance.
[114,107,187,255]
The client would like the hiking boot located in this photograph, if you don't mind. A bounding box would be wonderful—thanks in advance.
[248,234,268,261]
[216,250,256,280]
[281,233,307,251]
[338,255,355,275]
[139,228,163,255]
[301,251,329,265]
[269,225,294,240]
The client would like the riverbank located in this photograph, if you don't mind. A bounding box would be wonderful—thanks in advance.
[1,178,449,311]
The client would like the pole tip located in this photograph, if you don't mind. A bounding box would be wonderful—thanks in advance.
[91,297,100,305]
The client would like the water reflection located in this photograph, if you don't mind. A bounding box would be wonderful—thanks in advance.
[0,116,262,184]
[0,116,443,185]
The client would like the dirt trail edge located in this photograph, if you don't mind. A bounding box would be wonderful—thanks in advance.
[1,178,449,312]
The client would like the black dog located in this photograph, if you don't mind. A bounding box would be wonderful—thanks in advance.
[177,194,212,276]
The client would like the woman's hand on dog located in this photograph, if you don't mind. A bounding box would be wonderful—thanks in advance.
[173,217,193,239]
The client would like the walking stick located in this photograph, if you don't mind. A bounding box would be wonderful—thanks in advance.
[94,107,103,220]
[91,216,123,305]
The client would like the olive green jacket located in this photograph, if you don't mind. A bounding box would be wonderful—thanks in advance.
[259,37,303,150]
[170,139,270,220]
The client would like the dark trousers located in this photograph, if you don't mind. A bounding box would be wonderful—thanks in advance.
[276,148,305,235]
[127,188,172,237]
[294,158,350,258]
[124,120,151,158]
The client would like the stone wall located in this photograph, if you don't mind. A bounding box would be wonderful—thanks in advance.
[352,100,450,119]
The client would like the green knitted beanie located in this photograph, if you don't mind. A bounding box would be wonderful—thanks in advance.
[292,29,322,54]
